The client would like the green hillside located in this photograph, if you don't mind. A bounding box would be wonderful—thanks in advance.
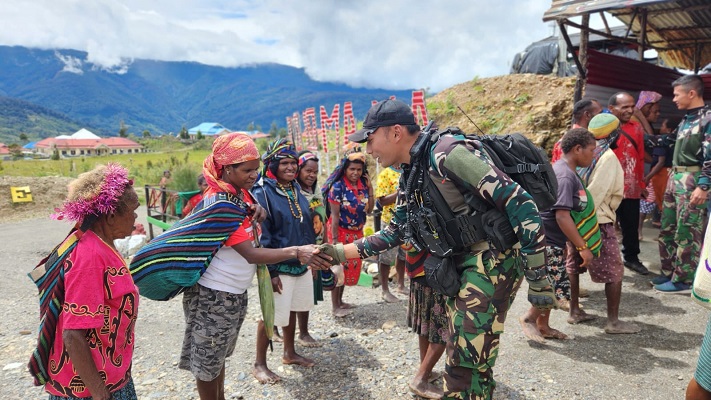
[0,96,84,144]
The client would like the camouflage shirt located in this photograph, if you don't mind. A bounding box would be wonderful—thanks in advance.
[669,105,711,186]
[355,134,546,269]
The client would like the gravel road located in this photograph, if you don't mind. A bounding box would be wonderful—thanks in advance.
[0,206,707,399]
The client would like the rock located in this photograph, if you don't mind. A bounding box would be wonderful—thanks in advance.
[382,320,397,330]
[2,362,23,371]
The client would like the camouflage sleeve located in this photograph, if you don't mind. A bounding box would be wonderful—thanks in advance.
[353,193,405,258]
[699,111,711,186]
[434,137,546,269]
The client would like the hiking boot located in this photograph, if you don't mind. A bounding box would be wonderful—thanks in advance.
[654,281,691,294]
[623,260,649,275]
[650,275,671,286]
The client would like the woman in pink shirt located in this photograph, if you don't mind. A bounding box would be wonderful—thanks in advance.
[29,163,140,400]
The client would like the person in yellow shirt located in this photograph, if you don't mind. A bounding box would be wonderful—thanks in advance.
[375,166,408,302]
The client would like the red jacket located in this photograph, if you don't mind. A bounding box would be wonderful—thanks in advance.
[612,120,646,199]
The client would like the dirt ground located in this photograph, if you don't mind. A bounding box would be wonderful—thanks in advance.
[0,176,72,223]
[0,203,708,399]
[0,74,706,399]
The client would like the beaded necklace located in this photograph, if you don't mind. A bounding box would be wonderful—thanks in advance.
[276,181,303,222]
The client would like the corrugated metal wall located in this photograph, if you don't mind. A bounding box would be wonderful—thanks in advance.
[583,49,711,128]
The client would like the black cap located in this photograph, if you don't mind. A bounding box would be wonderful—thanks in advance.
[348,99,417,143]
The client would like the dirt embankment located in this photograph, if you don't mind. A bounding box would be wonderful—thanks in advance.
[0,176,71,223]
[428,74,576,152]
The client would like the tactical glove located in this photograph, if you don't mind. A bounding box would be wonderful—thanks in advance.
[527,276,557,310]
[318,243,347,265]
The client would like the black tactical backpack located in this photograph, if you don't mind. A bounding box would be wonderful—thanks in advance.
[440,127,558,211]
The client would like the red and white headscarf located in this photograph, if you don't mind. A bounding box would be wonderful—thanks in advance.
[203,132,260,194]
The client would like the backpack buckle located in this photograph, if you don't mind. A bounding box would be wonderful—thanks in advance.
[516,163,539,173]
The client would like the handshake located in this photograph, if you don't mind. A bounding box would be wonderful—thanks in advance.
[299,243,348,287]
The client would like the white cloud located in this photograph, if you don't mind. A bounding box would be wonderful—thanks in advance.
[55,52,84,74]
[0,0,555,91]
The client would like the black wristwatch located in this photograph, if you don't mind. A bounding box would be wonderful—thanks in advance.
[524,267,547,281]
[700,184,710,192]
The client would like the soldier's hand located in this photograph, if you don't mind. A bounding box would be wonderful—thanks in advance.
[318,243,347,265]
[527,276,557,310]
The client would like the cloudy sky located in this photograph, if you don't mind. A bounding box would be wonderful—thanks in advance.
[1,1,572,92]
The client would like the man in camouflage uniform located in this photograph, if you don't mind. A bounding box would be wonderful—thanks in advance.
[320,99,555,399]
[654,74,711,293]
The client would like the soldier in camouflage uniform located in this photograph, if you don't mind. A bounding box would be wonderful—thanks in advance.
[320,99,555,400]
[654,75,711,293]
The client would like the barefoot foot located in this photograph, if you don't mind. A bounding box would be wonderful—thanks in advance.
[332,308,353,318]
[427,370,443,383]
[519,316,546,343]
[283,353,316,367]
[297,334,322,348]
[381,291,400,303]
[395,286,410,296]
[604,320,641,334]
[340,301,357,309]
[272,329,283,343]
[567,311,596,325]
[252,364,281,384]
[538,326,571,340]
[409,379,444,399]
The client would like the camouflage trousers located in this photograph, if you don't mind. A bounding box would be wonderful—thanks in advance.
[659,171,707,283]
[443,250,524,400]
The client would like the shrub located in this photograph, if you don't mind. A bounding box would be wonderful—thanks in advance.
[169,164,201,192]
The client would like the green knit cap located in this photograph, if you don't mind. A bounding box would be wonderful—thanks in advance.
[588,113,620,139]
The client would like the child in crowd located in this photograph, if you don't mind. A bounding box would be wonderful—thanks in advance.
[520,127,599,342]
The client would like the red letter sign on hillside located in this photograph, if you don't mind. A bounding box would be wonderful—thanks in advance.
[411,90,428,125]
[342,101,356,147]
[287,112,303,150]
[319,104,339,154]
[302,108,318,151]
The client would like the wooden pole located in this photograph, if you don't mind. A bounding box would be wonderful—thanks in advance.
[558,21,586,104]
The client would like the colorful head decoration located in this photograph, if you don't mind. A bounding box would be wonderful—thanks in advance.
[203,132,260,194]
[262,138,297,179]
[298,151,318,167]
[52,163,132,222]
[635,91,662,110]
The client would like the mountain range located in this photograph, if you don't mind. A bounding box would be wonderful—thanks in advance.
[0,45,413,142]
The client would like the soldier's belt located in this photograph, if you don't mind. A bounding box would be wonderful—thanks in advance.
[672,165,701,172]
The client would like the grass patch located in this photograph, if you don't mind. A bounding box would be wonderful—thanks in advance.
[1,149,211,190]
[513,93,531,105]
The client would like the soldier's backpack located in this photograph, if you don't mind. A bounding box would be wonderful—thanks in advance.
[436,127,558,211]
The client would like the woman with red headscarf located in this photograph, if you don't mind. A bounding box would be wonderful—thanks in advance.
[179,133,329,399]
